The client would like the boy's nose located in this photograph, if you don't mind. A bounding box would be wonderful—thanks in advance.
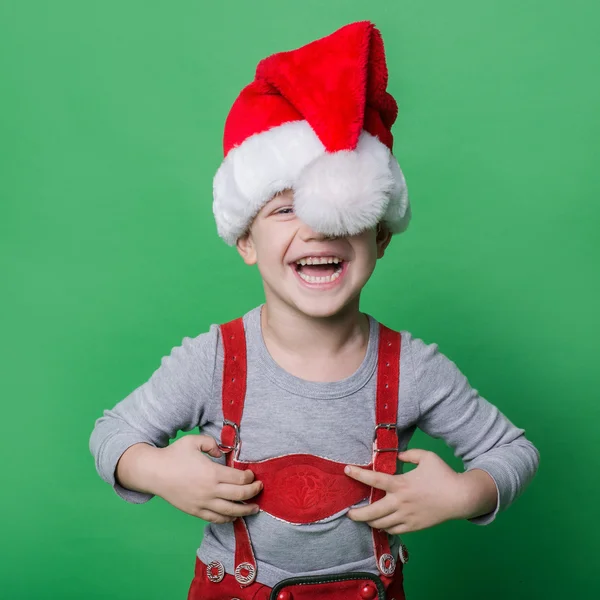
[297,221,336,242]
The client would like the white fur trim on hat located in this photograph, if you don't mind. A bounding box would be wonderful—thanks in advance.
[212,121,410,245]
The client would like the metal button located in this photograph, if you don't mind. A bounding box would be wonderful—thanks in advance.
[398,543,410,564]
[206,560,224,583]
[234,561,256,585]
[378,552,396,576]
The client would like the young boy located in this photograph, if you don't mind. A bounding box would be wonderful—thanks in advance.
[89,21,539,600]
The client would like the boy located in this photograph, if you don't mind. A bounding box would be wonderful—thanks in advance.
[90,21,539,600]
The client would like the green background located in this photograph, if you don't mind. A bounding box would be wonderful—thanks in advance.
[1,0,598,598]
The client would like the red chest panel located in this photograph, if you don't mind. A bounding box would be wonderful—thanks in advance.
[235,453,374,523]
[217,315,403,587]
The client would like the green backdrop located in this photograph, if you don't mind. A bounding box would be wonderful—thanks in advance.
[2,0,599,598]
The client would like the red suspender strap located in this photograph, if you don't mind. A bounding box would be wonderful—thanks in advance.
[218,318,257,586]
[219,318,247,465]
[371,324,402,580]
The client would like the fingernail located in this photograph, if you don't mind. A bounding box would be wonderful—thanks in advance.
[344,466,351,474]
[253,507,260,514]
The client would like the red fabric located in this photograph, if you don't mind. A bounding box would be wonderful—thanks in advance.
[234,453,374,523]
[371,325,401,576]
[187,557,406,600]
[232,517,257,582]
[219,318,257,584]
[219,318,248,463]
[372,324,401,501]
[223,21,398,156]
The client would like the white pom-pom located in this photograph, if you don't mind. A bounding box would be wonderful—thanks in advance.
[294,132,406,237]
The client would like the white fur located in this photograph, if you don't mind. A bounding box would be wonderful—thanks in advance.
[212,121,411,245]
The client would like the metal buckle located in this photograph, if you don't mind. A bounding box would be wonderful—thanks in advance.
[218,419,240,453]
[374,423,397,452]
[375,423,396,431]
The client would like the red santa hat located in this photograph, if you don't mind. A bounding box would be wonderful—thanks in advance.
[212,21,411,245]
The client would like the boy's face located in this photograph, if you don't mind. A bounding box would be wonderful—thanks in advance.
[236,189,392,318]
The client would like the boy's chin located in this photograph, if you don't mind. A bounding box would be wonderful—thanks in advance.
[292,296,355,319]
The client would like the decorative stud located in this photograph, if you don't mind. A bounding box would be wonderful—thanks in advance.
[234,561,256,585]
[360,581,378,599]
[378,552,396,576]
[277,590,293,600]
[398,543,410,564]
[206,560,224,583]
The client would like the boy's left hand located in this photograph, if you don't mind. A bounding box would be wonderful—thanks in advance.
[345,449,497,534]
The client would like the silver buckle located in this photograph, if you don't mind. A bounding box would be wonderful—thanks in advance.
[374,423,397,452]
[218,419,240,453]
[375,423,396,431]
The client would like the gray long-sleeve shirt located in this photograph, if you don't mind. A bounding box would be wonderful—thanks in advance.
[89,304,539,587]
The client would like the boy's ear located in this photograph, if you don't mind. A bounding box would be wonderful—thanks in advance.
[236,232,258,265]
[376,223,393,259]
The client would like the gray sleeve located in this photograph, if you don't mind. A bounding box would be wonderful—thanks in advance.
[406,332,539,525]
[89,324,220,504]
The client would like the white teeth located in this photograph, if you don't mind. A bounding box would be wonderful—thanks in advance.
[295,256,343,265]
[297,270,342,284]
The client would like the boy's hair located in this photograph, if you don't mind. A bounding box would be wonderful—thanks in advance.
[211,21,412,247]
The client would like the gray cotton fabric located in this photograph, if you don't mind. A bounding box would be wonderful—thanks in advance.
[89,304,539,588]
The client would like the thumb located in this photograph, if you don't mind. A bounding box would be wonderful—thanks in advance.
[192,434,223,458]
[397,448,428,465]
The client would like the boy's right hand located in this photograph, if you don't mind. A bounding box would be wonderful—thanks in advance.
[152,434,263,524]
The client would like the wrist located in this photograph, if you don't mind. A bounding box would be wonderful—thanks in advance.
[455,469,498,520]
[115,443,165,496]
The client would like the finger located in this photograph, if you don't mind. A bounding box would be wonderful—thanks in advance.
[196,509,235,524]
[344,465,396,492]
[215,465,255,485]
[366,512,404,531]
[384,523,411,535]
[217,480,263,502]
[210,498,260,518]
[397,449,428,464]
[347,497,396,523]
[191,434,223,458]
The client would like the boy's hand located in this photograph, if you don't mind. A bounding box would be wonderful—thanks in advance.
[152,434,263,524]
[345,449,497,534]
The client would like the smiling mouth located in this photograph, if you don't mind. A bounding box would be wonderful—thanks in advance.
[292,256,345,284]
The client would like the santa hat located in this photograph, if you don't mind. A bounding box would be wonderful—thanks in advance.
[212,21,411,246]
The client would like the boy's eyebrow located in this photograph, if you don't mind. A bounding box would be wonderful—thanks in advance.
[271,190,292,201]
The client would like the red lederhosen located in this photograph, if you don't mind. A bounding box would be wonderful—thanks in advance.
[187,317,409,600]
